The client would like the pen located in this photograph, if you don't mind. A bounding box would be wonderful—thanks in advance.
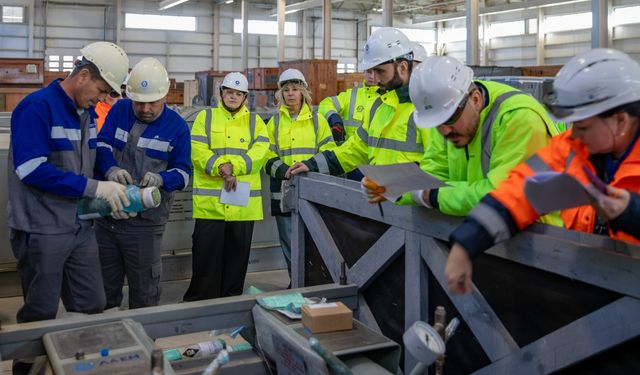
[377,202,384,217]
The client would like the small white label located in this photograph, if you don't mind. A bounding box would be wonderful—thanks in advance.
[307,303,338,309]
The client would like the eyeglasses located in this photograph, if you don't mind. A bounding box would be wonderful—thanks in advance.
[443,93,470,126]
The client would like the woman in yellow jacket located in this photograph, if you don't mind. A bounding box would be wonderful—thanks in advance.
[185,72,269,300]
[265,69,336,279]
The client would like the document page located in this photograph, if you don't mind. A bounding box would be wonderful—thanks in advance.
[358,163,446,202]
[524,172,593,214]
[220,181,251,206]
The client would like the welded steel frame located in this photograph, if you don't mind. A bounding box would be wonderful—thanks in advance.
[0,284,358,361]
[288,172,640,373]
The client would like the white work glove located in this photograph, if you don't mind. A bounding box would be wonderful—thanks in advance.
[95,181,130,213]
[140,172,163,188]
[411,189,432,208]
[111,210,138,220]
[106,167,133,185]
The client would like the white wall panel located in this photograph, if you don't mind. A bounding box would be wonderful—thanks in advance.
[2,0,640,84]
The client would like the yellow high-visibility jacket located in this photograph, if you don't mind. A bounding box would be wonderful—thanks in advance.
[191,105,269,221]
[265,103,336,215]
[318,84,380,140]
[303,85,429,175]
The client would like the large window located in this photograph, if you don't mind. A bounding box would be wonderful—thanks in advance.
[337,63,356,74]
[543,12,592,33]
[488,20,524,38]
[2,6,24,23]
[371,26,436,43]
[233,19,297,36]
[125,13,196,31]
[47,55,81,72]
[611,5,640,27]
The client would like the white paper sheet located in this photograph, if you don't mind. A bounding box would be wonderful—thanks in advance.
[524,172,593,214]
[358,163,446,202]
[220,181,251,206]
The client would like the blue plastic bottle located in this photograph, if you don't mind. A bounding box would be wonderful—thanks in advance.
[77,185,161,219]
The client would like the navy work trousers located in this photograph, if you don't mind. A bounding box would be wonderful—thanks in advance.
[10,223,106,323]
[95,221,163,309]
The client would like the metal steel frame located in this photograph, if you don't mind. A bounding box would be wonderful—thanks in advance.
[289,172,640,373]
[0,284,358,361]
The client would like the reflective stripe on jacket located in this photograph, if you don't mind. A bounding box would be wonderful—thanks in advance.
[95,99,192,226]
[317,84,380,140]
[484,131,640,245]
[191,105,269,221]
[312,86,428,175]
[265,103,336,215]
[8,80,99,234]
[399,80,561,217]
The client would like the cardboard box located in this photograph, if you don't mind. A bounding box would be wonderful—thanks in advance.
[301,302,353,333]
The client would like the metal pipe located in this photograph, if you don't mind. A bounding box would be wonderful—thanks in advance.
[241,0,249,70]
[383,0,393,26]
[465,0,479,65]
[322,0,331,59]
[277,0,285,62]
[213,4,220,71]
[591,0,608,48]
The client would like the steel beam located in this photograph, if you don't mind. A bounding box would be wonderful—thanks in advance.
[421,237,519,362]
[0,284,358,360]
[298,199,344,282]
[474,296,640,374]
[347,226,405,290]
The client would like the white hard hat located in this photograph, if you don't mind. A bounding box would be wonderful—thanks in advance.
[413,43,428,63]
[80,41,129,93]
[544,48,640,122]
[360,27,415,71]
[279,68,307,88]
[410,55,474,128]
[125,57,170,102]
[221,72,249,93]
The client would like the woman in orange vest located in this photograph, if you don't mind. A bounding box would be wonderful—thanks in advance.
[445,48,640,294]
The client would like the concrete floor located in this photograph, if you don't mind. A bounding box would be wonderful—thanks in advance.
[0,269,289,373]
[0,269,290,326]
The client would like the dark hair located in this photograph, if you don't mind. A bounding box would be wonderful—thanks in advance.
[69,58,102,81]
[598,100,640,118]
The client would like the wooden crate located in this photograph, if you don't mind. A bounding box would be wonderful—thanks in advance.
[247,67,279,90]
[248,89,276,110]
[0,58,44,86]
[183,79,200,106]
[0,87,39,111]
[278,59,337,105]
[43,71,69,86]
[165,88,184,106]
[337,73,365,93]
[522,65,562,77]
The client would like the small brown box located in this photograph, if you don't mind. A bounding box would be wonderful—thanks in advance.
[301,302,353,333]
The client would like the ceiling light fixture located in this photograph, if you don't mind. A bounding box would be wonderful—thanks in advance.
[158,0,190,11]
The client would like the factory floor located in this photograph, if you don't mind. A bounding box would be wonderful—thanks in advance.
[0,269,290,374]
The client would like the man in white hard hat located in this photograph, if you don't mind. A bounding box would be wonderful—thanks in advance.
[185,71,269,300]
[95,57,191,309]
[287,27,429,181]
[7,41,130,372]
[445,48,640,294]
[412,43,428,65]
[364,55,562,217]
